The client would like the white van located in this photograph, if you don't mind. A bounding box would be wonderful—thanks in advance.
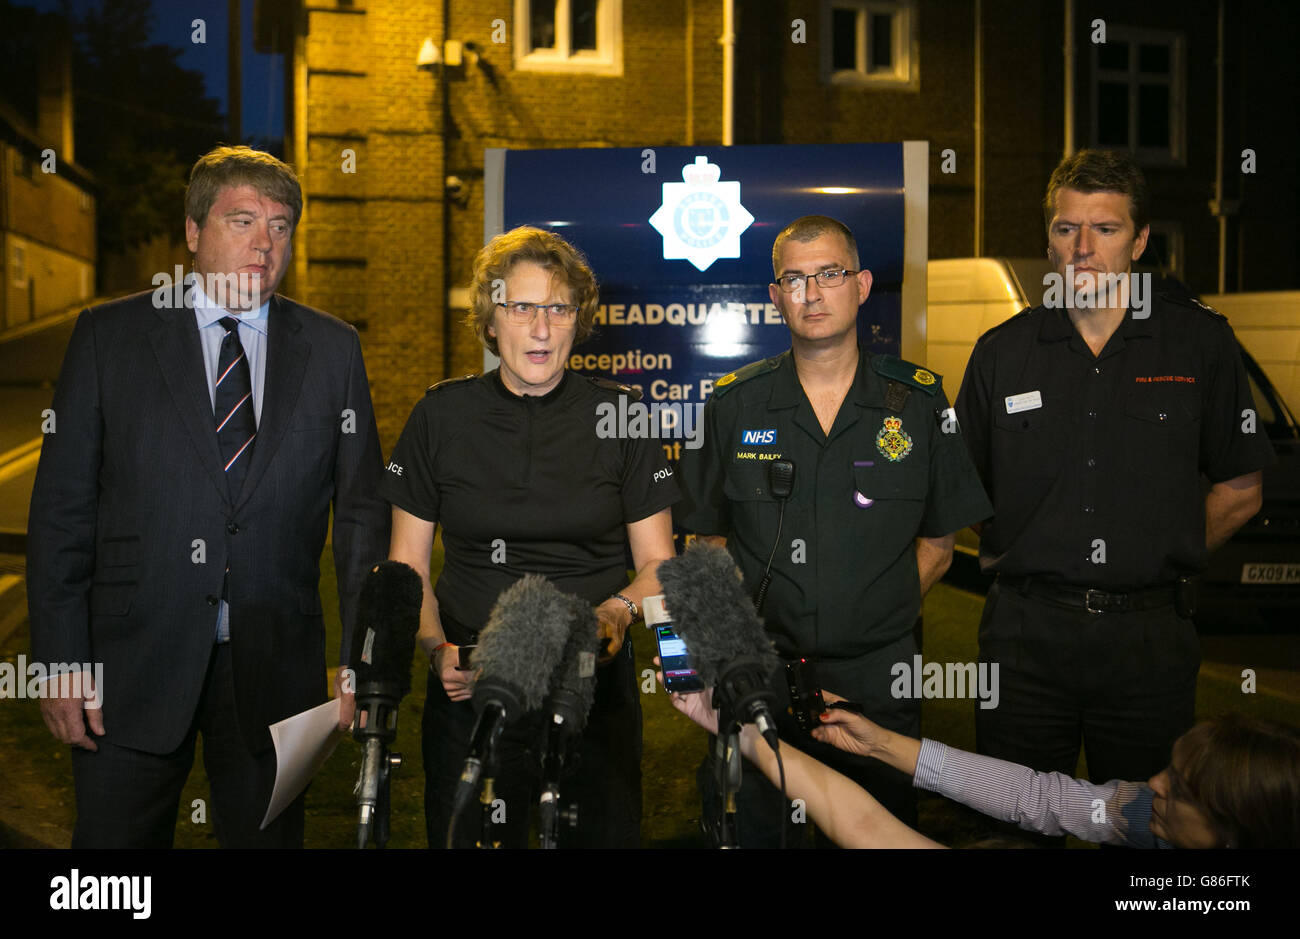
[926,257,1052,403]
[1201,291,1300,418]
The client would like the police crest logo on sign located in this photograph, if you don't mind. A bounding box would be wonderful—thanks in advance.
[648,156,756,271]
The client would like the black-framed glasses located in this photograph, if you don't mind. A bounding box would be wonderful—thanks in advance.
[497,300,579,326]
[773,268,859,293]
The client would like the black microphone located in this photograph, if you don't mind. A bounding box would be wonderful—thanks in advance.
[349,561,422,848]
[658,541,782,750]
[539,595,600,847]
[449,574,573,841]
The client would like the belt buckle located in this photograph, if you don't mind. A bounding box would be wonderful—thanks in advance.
[1084,589,1106,615]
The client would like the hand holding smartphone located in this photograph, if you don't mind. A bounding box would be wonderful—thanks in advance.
[645,595,705,693]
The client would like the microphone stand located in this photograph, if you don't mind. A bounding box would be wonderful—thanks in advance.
[477,747,502,849]
[355,691,401,849]
[539,718,583,849]
[539,714,565,849]
[714,696,743,849]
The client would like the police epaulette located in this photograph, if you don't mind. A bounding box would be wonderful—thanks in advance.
[1159,291,1226,320]
[871,355,941,395]
[712,355,783,398]
[425,374,476,395]
[584,374,643,401]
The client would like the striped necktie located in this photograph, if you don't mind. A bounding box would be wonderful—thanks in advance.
[215,316,256,499]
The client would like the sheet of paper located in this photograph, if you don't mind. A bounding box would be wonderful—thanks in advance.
[261,697,342,829]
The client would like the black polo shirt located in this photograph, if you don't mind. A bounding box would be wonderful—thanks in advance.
[380,369,680,637]
[955,292,1275,590]
[675,348,992,663]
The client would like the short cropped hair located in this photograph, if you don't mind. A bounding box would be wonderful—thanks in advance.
[1176,714,1300,849]
[1043,149,1149,234]
[185,146,303,229]
[771,215,861,277]
[466,227,599,356]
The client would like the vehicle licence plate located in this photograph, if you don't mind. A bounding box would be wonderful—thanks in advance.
[1241,563,1300,585]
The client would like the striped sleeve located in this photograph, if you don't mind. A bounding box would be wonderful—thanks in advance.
[913,739,1158,847]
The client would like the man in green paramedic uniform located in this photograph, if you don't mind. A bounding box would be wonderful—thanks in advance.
[675,215,992,846]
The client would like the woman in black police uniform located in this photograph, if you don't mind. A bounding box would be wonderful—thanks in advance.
[381,226,678,848]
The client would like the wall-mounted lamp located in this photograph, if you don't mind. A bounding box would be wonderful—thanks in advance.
[416,37,438,70]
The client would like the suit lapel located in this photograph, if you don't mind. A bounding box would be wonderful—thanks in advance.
[148,305,229,501]
[235,294,309,511]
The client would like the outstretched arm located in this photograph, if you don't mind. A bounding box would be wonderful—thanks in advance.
[813,700,1145,846]
[662,677,941,849]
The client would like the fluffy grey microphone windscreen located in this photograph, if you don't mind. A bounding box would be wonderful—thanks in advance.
[657,541,779,685]
[550,594,600,723]
[472,574,574,712]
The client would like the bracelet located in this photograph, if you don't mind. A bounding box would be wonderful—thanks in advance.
[610,593,640,622]
[431,641,454,662]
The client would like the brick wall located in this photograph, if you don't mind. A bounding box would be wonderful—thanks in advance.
[299,0,729,450]
[301,1,445,450]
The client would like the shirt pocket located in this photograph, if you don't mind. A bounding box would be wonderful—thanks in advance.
[850,461,926,553]
[722,463,785,554]
[851,460,926,503]
[723,463,777,502]
[1123,389,1201,503]
[991,398,1061,483]
[1124,391,1199,465]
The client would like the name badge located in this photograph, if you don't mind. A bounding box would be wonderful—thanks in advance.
[1004,391,1043,414]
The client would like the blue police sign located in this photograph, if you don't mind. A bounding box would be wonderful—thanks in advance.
[486,142,927,461]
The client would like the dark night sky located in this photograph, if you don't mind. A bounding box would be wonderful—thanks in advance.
[19,0,283,142]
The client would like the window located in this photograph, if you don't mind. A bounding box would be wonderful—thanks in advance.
[515,0,622,76]
[1090,27,1185,165]
[822,0,918,89]
[14,150,35,181]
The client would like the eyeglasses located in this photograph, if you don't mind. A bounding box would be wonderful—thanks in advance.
[497,301,579,326]
[774,268,859,293]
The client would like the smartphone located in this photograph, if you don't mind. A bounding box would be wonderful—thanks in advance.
[644,595,705,693]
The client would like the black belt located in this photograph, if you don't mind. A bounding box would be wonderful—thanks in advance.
[997,574,1177,614]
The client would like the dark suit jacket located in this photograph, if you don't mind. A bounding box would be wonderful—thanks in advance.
[27,289,391,754]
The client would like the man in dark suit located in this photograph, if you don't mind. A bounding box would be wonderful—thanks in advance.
[27,146,390,848]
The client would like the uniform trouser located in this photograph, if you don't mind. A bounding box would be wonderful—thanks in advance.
[70,643,305,848]
[975,580,1200,786]
[424,637,642,848]
[700,632,920,848]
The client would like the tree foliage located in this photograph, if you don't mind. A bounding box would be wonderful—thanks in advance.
[0,0,227,258]
[72,0,226,255]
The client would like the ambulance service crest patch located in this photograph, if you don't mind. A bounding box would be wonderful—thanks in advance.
[875,416,913,462]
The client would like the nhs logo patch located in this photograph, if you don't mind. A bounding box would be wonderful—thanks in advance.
[741,429,777,446]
